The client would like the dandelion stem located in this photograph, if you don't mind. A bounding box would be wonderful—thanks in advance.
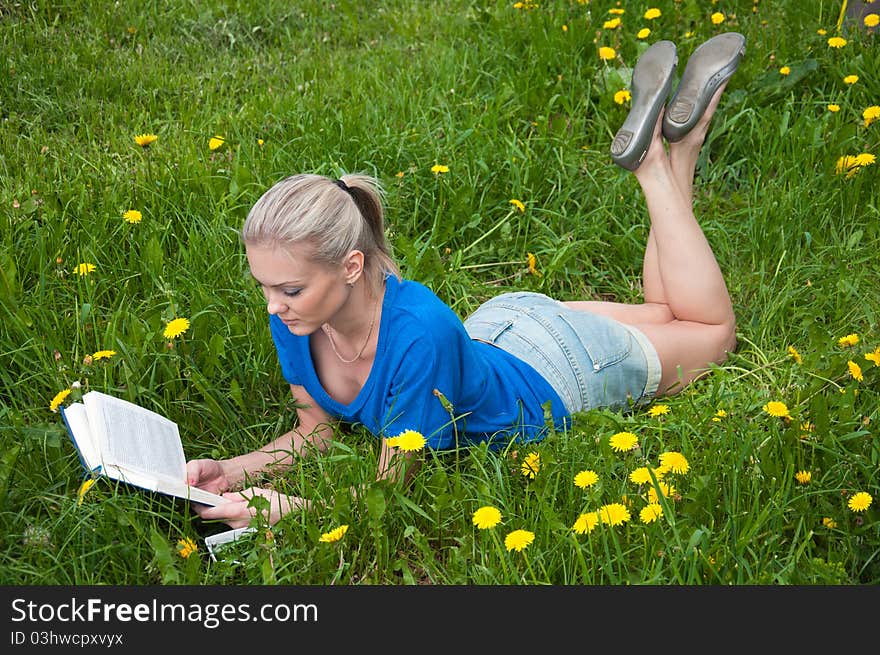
[459,260,525,270]
[489,530,511,581]
[461,213,512,255]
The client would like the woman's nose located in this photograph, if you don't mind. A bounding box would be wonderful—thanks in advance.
[266,294,287,315]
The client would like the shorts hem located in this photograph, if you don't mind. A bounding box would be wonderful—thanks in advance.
[620,324,662,401]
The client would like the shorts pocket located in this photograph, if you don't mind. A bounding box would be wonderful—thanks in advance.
[557,313,632,372]
[464,318,515,343]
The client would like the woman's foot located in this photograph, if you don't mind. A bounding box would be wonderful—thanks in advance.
[662,32,745,143]
[610,40,678,171]
[667,82,727,200]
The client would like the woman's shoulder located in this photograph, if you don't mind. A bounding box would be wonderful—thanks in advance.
[389,277,458,322]
[383,277,464,346]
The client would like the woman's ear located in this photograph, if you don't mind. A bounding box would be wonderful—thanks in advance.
[342,250,365,285]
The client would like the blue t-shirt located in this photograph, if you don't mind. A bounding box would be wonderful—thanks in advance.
[268,275,569,450]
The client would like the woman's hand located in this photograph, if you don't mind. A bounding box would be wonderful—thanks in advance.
[191,487,306,529]
[186,458,234,495]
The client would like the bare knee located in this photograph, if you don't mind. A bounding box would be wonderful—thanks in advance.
[717,319,738,361]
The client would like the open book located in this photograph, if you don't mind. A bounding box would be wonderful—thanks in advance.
[61,390,227,506]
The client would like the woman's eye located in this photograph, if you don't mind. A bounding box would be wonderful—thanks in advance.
[283,289,301,297]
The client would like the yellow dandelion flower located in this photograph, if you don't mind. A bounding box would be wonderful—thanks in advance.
[318,524,349,543]
[855,153,876,167]
[608,8,625,15]
[711,12,725,25]
[827,36,847,48]
[609,431,639,453]
[163,317,191,339]
[177,537,198,559]
[393,429,427,452]
[817,28,828,35]
[92,350,117,360]
[658,451,689,475]
[865,347,880,366]
[504,529,535,552]
[637,28,651,39]
[521,452,540,479]
[640,503,663,524]
[788,345,803,364]
[647,481,675,504]
[629,466,665,484]
[472,506,502,530]
[799,422,815,440]
[865,14,879,27]
[123,209,142,224]
[863,106,880,127]
[257,138,265,146]
[827,104,840,113]
[134,133,158,147]
[795,470,812,485]
[597,503,631,526]
[838,333,860,347]
[647,404,669,418]
[822,517,837,529]
[509,198,525,213]
[644,8,661,20]
[779,66,791,76]
[526,252,541,276]
[76,478,97,506]
[208,135,225,150]
[763,401,791,419]
[49,388,72,412]
[843,75,859,85]
[848,492,873,513]
[836,155,861,177]
[572,511,599,535]
[614,89,631,105]
[848,360,864,382]
[430,164,449,174]
[603,18,621,29]
[574,469,599,489]
[711,408,727,422]
[73,262,96,276]
[598,46,616,61]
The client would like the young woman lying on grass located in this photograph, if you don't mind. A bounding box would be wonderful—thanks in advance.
[188,34,745,528]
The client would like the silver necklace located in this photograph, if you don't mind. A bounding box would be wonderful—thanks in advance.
[322,298,379,364]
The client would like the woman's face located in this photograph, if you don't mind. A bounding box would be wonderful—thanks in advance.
[246,242,350,335]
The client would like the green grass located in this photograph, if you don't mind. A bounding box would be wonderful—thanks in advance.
[1,0,877,585]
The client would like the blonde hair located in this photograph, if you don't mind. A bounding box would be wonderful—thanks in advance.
[241,173,400,290]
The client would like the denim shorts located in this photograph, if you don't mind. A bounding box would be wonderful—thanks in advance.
[463,291,662,415]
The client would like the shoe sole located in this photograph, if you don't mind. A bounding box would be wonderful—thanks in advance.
[662,32,746,143]
[610,40,678,171]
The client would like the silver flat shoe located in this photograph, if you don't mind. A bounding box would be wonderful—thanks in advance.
[662,32,746,142]
[610,40,678,171]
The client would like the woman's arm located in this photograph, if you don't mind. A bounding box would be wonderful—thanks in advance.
[217,384,335,488]
[187,384,333,493]
[186,385,335,528]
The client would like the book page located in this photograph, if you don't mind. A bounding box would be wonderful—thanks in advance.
[84,391,186,481]
[60,403,101,473]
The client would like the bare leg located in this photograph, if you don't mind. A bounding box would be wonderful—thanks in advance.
[564,85,736,394]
